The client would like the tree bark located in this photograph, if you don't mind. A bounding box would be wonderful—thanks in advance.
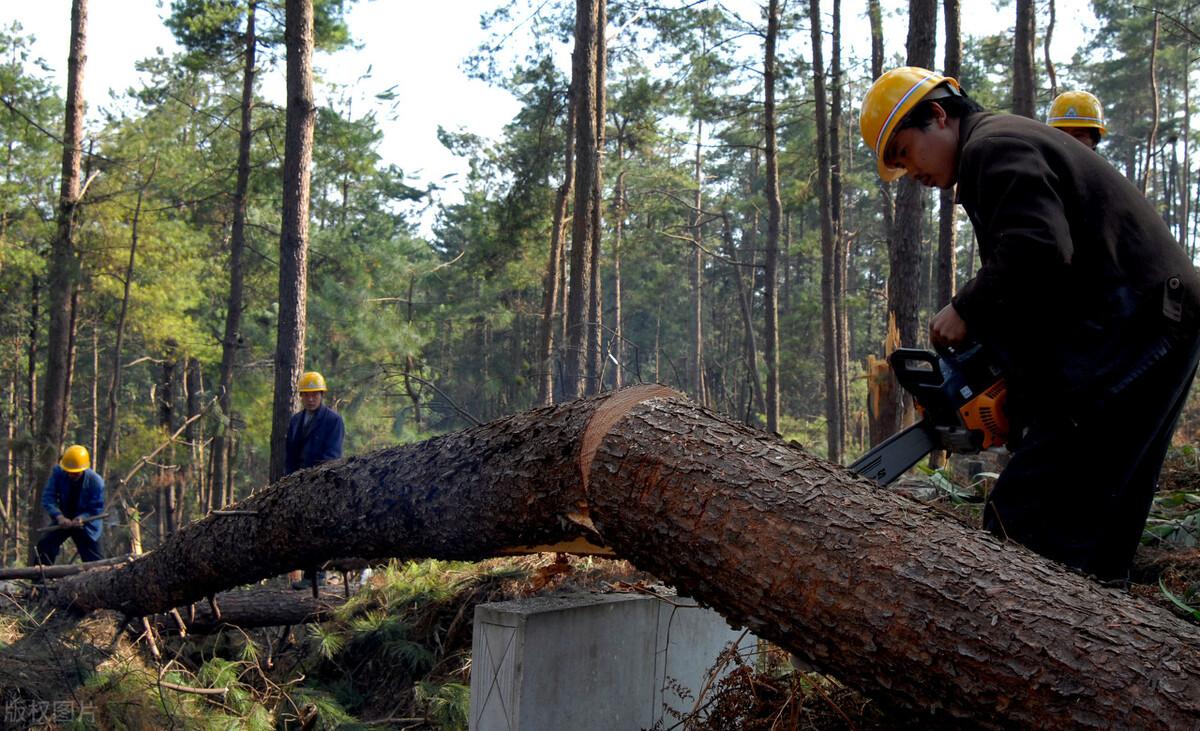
[537,89,575,406]
[1043,0,1058,99]
[936,0,961,312]
[610,168,625,390]
[1012,0,1036,118]
[689,120,706,404]
[269,0,315,483]
[212,0,256,506]
[885,0,936,437]
[1141,13,1160,196]
[585,0,606,396]
[807,0,843,462]
[563,0,598,400]
[29,0,87,563]
[152,588,342,634]
[763,0,782,435]
[46,386,1200,728]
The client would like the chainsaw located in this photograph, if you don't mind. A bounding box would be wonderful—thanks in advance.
[849,343,1009,485]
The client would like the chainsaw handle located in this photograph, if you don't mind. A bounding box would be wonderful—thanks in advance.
[888,348,943,391]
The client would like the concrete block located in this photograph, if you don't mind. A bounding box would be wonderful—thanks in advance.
[470,592,752,731]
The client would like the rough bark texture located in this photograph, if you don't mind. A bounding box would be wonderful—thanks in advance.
[808,0,843,461]
[153,588,342,634]
[537,90,575,406]
[45,386,1200,728]
[30,0,87,563]
[563,0,598,399]
[1011,0,1036,118]
[585,0,606,396]
[268,0,315,483]
[762,0,782,435]
[213,0,256,504]
[936,0,961,311]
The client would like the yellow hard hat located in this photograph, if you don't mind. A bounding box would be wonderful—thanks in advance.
[59,444,90,473]
[297,371,327,393]
[1048,91,1106,136]
[860,66,961,182]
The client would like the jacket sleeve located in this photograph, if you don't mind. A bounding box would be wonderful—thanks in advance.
[316,412,344,463]
[41,469,61,519]
[81,472,105,517]
[952,135,1075,338]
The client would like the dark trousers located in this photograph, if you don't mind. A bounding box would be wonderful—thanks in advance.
[36,528,103,565]
[984,333,1200,581]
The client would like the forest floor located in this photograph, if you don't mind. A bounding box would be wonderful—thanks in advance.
[1,447,1199,730]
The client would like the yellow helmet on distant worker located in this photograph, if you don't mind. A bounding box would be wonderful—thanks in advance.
[59,444,90,473]
[860,66,962,182]
[1047,90,1106,136]
[297,371,327,393]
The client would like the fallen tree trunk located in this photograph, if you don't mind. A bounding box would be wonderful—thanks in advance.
[45,386,1200,727]
[152,588,343,634]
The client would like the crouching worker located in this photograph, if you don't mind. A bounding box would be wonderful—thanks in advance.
[37,444,105,564]
[860,67,1200,583]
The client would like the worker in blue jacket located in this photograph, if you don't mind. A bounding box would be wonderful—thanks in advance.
[36,445,105,564]
[286,371,344,589]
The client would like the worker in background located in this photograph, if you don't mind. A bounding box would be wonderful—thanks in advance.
[36,445,105,565]
[286,370,345,590]
[859,67,1200,583]
[1047,90,1106,151]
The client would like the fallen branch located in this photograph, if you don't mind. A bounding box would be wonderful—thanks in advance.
[0,554,135,580]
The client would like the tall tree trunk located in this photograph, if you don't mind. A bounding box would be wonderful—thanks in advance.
[25,277,38,556]
[1011,0,1036,118]
[808,0,843,462]
[831,0,849,454]
[867,0,897,444]
[269,0,315,483]
[885,0,936,438]
[97,162,153,479]
[689,121,706,404]
[611,168,625,390]
[47,387,1200,729]
[936,0,961,312]
[89,325,97,459]
[60,286,79,446]
[585,0,606,396]
[537,90,576,405]
[1181,43,1191,251]
[1043,0,1057,99]
[1141,13,1160,196]
[4,371,15,563]
[723,210,765,426]
[563,0,598,400]
[184,357,202,527]
[213,0,255,512]
[158,341,177,535]
[763,0,782,435]
[29,0,87,563]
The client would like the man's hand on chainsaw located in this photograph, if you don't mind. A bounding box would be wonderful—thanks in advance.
[930,304,968,349]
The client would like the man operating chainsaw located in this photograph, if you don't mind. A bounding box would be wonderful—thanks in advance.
[859,66,1200,582]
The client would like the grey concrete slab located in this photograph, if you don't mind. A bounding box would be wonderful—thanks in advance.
[470,592,753,731]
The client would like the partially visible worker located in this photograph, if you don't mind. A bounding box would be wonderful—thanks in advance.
[36,445,105,565]
[286,370,345,590]
[1047,90,1106,151]
[859,66,1200,583]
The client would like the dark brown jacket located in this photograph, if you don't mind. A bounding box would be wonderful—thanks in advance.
[951,112,1200,425]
